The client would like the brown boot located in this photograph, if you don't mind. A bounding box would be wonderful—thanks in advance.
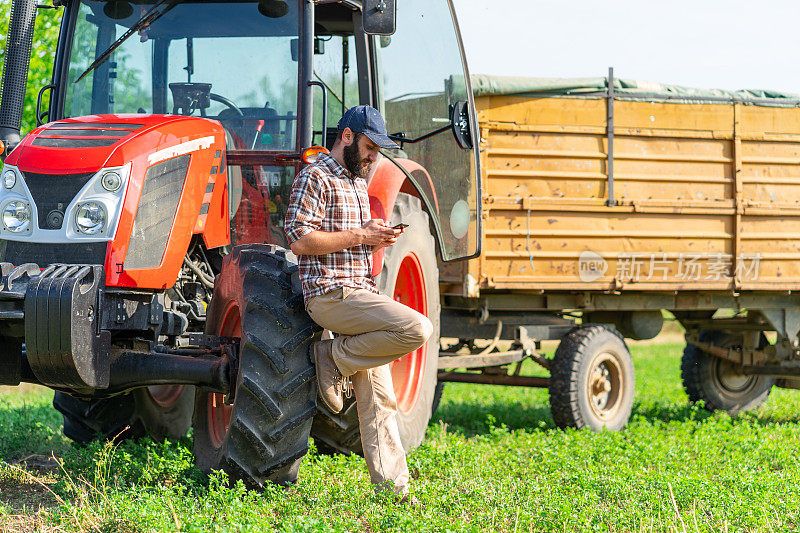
[313,339,344,413]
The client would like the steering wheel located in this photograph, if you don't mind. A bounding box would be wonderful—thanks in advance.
[210,93,244,117]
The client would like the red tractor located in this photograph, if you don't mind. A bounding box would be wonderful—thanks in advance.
[0,0,481,486]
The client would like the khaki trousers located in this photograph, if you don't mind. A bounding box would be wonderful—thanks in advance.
[306,287,433,495]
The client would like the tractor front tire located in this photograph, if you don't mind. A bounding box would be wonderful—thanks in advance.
[311,193,440,455]
[132,386,195,440]
[549,324,635,431]
[192,244,320,488]
[681,330,773,415]
[53,386,194,444]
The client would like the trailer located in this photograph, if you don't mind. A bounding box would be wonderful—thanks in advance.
[435,72,800,430]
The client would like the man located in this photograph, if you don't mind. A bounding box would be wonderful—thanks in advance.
[284,105,433,501]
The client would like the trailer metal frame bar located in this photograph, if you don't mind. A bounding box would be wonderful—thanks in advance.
[606,66,615,207]
[437,371,548,388]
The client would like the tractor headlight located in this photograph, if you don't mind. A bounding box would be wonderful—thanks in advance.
[2,200,31,233]
[2,170,16,190]
[74,201,106,235]
[101,171,122,192]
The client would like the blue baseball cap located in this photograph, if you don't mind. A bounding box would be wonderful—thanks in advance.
[337,105,399,149]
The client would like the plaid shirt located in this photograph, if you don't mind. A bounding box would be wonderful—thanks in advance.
[284,153,378,303]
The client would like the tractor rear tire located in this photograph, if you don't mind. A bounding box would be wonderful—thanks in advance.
[549,324,635,431]
[431,382,445,416]
[681,330,774,415]
[312,399,363,456]
[192,244,320,488]
[310,193,440,455]
[53,386,194,444]
[313,382,445,457]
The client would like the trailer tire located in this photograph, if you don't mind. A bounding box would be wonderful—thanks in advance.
[53,386,194,444]
[681,330,773,415]
[549,325,635,431]
[192,244,320,488]
[310,193,440,455]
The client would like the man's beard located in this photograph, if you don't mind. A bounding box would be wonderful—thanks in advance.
[343,140,372,179]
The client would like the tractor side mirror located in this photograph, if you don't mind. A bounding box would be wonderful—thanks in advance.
[362,0,396,35]
[450,100,472,149]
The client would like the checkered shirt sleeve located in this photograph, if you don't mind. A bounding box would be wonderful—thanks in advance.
[284,166,325,245]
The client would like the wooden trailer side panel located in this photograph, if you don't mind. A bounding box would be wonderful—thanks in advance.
[452,94,800,294]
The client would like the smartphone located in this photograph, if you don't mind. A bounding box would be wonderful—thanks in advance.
[392,223,409,229]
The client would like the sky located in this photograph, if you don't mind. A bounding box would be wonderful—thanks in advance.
[452,0,800,93]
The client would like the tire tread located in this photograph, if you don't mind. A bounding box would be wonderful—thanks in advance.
[192,244,321,488]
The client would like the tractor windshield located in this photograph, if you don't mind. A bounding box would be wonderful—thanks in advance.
[63,0,300,151]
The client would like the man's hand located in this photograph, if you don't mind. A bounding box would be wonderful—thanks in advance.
[355,219,402,250]
[289,219,403,256]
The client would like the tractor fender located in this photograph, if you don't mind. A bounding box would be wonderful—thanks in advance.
[368,156,439,276]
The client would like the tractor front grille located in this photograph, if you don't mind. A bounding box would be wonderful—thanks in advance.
[21,171,95,229]
[124,155,191,270]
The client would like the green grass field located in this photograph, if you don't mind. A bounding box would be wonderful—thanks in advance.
[2,341,800,532]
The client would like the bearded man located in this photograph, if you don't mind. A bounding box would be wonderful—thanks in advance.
[284,105,432,503]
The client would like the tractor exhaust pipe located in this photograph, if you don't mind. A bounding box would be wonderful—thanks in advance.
[0,0,37,158]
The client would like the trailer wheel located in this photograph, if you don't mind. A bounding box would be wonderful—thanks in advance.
[311,193,440,455]
[53,386,194,444]
[549,325,635,431]
[681,330,773,415]
[192,244,320,488]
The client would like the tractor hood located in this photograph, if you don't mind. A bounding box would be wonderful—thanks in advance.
[0,114,228,287]
[5,114,222,174]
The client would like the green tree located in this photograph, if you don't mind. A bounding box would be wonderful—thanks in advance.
[0,1,63,134]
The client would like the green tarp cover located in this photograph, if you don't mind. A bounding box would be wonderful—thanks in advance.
[471,74,800,107]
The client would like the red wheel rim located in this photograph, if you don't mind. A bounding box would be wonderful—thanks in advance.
[147,385,184,408]
[207,301,239,448]
[390,253,428,415]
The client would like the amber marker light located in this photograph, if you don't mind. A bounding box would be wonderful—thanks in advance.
[302,146,329,164]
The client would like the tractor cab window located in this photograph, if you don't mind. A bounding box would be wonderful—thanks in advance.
[63,0,300,151]
[376,0,479,261]
[311,34,360,148]
[311,4,364,148]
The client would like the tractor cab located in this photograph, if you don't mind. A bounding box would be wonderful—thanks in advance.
[40,0,480,262]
